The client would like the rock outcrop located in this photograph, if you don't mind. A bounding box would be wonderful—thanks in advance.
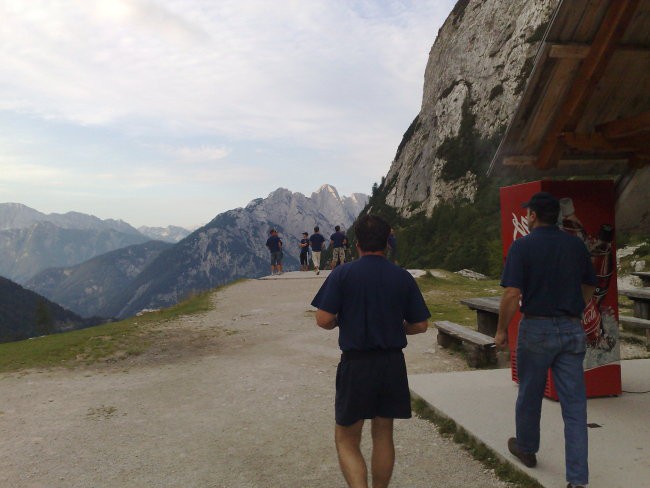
[382,0,558,216]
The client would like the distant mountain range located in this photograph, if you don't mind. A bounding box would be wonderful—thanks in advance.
[137,225,191,243]
[20,185,367,319]
[0,203,191,284]
[0,276,102,343]
[26,240,173,318]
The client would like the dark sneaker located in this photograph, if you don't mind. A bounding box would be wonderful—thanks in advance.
[508,437,537,468]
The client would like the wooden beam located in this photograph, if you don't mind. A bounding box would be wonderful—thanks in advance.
[562,132,649,153]
[596,111,650,139]
[549,44,591,59]
[548,43,650,59]
[535,0,640,170]
[503,156,537,166]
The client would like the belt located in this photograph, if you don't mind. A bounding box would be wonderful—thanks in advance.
[523,314,581,321]
[341,349,402,361]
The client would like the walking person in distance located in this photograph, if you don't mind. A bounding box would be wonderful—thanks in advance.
[495,192,596,488]
[330,225,347,269]
[312,214,430,488]
[265,229,283,276]
[309,226,326,275]
[299,231,310,271]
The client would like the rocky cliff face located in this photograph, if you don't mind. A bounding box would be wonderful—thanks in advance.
[382,0,558,216]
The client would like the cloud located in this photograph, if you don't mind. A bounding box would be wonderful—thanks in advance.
[158,144,230,164]
[0,0,455,224]
[0,1,453,141]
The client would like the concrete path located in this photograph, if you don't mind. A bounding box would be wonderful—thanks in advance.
[409,359,650,488]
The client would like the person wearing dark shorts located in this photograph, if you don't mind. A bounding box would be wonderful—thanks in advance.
[312,214,430,488]
[299,232,310,271]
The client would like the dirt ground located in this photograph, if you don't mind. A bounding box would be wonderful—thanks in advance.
[0,273,515,488]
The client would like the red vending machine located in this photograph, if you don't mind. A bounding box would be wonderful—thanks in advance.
[500,180,622,399]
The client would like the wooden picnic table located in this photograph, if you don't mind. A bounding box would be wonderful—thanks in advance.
[459,296,500,337]
[619,288,650,320]
[631,271,650,287]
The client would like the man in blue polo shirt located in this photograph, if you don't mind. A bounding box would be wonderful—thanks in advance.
[495,192,596,488]
[309,226,326,275]
[265,229,283,275]
[329,225,347,269]
[312,214,430,488]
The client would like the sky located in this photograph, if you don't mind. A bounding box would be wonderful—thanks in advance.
[0,0,455,228]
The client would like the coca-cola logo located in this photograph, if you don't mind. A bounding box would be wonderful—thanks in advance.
[583,305,598,324]
[511,212,529,240]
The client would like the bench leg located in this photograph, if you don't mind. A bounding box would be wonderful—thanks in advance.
[437,330,458,348]
[465,346,492,368]
[633,302,650,320]
[477,312,498,337]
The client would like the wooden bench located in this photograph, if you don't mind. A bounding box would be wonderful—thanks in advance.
[459,296,500,337]
[434,320,496,368]
[631,271,650,287]
[619,315,650,351]
[619,288,650,320]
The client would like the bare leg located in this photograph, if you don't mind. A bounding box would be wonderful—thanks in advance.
[371,417,395,488]
[335,420,368,488]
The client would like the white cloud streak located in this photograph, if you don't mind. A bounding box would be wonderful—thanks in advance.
[0,0,455,225]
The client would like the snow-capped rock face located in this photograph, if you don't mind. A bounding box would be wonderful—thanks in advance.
[383,0,559,216]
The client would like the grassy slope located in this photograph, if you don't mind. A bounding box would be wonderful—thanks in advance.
[417,271,501,328]
[0,289,214,373]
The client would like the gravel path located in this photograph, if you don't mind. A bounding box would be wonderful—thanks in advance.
[0,273,510,488]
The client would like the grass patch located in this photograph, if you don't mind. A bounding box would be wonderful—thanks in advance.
[0,289,215,373]
[412,396,543,488]
[416,271,501,328]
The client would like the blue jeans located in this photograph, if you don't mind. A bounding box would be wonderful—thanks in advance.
[516,317,588,486]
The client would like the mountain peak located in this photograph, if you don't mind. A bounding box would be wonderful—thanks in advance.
[316,184,339,196]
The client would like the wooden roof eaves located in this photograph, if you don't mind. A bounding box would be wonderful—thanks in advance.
[534,0,641,171]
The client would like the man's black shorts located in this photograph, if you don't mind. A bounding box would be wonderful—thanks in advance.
[335,349,411,426]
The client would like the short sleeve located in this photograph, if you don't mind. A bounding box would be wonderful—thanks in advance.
[501,241,524,289]
[311,273,342,314]
[404,274,431,323]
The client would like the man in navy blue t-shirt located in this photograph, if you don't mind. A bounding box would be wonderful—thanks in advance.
[496,192,596,488]
[312,214,430,488]
[309,226,326,275]
[265,229,283,275]
[329,225,347,269]
[299,231,310,271]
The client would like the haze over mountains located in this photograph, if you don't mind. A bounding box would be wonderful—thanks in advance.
[5,185,367,322]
